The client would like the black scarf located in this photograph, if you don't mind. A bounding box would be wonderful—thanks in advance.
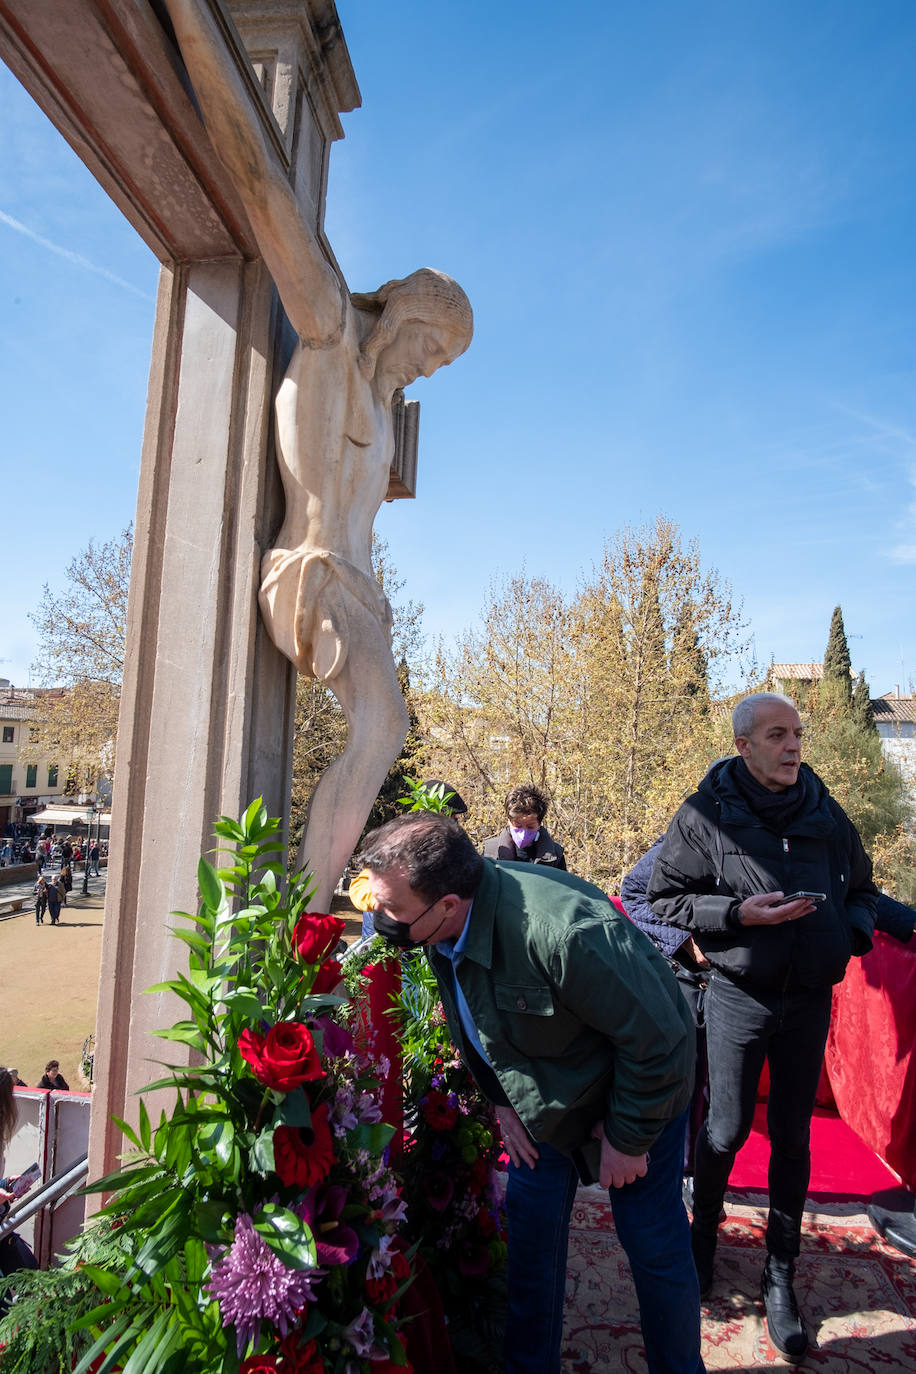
[732,757,808,833]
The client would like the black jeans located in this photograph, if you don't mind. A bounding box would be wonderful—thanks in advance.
[692,971,832,1259]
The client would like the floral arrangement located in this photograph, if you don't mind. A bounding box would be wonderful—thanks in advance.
[35,800,413,1374]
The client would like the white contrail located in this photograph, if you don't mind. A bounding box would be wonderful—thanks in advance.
[0,209,154,300]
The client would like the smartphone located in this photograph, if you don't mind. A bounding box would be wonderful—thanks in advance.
[771,891,826,907]
[10,1163,40,1198]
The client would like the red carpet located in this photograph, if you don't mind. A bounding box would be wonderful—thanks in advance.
[730,1102,902,1198]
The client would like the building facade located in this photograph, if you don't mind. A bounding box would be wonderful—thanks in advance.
[0,681,67,836]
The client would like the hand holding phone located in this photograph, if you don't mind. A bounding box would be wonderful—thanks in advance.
[770,891,826,907]
[10,1163,40,1198]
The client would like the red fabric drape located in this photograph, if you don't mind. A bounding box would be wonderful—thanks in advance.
[824,932,916,1191]
[354,960,404,1162]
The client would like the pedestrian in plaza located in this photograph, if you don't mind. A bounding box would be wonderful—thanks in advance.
[89,841,101,877]
[45,876,61,926]
[482,783,567,871]
[33,876,48,925]
[37,1061,69,1091]
[362,813,703,1374]
[648,692,877,1363]
[54,872,68,910]
[59,861,73,896]
[0,840,12,867]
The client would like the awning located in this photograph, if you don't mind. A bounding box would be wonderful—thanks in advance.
[28,806,112,828]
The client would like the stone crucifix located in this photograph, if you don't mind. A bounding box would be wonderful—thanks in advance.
[164,0,472,910]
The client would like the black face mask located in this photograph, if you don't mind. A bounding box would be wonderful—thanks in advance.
[373,901,449,948]
[373,911,424,948]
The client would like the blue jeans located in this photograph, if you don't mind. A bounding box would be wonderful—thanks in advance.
[692,972,833,1259]
[504,1109,704,1374]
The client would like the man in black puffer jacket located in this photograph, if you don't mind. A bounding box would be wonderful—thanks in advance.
[648,692,877,1364]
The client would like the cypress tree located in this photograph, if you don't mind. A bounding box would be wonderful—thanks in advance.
[852,671,877,735]
[822,605,853,706]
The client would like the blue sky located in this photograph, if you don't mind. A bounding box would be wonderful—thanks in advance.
[2,0,915,696]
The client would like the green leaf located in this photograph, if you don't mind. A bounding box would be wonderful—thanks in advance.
[252,1204,317,1270]
[220,988,265,1021]
[349,1121,396,1155]
[193,1199,231,1244]
[250,1124,276,1173]
[273,1087,312,1128]
[197,857,224,912]
[81,1262,130,1299]
[151,1024,208,1050]
[109,1114,143,1151]
[243,796,266,834]
[197,1117,236,1167]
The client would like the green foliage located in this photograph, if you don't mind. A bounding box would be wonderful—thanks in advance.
[0,1217,136,1373]
[397,777,461,814]
[852,671,877,735]
[8,801,408,1374]
[822,604,853,705]
[803,698,912,851]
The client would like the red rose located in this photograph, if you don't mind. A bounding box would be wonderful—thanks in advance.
[239,1358,280,1374]
[279,1334,325,1373]
[239,1022,325,1092]
[274,1105,335,1189]
[293,912,346,964]
[420,1089,457,1131]
[310,958,343,995]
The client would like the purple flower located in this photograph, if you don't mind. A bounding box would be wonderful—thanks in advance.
[356,1091,383,1124]
[297,1184,359,1266]
[207,1213,326,1354]
[314,1015,355,1060]
[344,1306,385,1359]
[367,1232,395,1279]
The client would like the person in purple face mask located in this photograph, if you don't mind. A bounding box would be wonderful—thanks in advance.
[483,784,567,871]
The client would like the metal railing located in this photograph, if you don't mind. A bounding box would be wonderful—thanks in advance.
[0,1152,89,1242]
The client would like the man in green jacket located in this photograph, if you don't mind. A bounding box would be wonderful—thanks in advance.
[360,814,704,1374]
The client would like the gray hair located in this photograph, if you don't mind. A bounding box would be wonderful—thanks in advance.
[732,692,797,739]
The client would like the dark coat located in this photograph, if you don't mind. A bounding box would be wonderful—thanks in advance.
[482,825,567,870]
[647,758,876,992]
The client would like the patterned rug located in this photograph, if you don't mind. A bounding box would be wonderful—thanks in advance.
[562,1187,916,1371]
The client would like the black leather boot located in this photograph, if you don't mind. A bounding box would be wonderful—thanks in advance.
[761,1256,808,1363]
[691,1222,717,1297]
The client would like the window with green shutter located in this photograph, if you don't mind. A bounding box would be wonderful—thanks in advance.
[26,764,38,788]
[48,765,59,788]
[0,764,12,794]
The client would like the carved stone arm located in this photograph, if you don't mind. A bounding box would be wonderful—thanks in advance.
[162,0,345,344]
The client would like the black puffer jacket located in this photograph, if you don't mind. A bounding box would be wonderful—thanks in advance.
[482,826,567,870]
[647,759,876,991]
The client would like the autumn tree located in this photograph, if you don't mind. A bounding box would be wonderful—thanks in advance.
[288,533,425,867]
[417,517,746,889]
[24,527,132,792]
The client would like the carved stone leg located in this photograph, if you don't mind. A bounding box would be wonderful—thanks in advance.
[297,605,408,910]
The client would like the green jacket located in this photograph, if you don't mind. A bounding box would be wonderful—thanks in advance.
[428,859,695,1159]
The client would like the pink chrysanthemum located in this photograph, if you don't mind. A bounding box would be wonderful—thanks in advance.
[207,1213,327,1355]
